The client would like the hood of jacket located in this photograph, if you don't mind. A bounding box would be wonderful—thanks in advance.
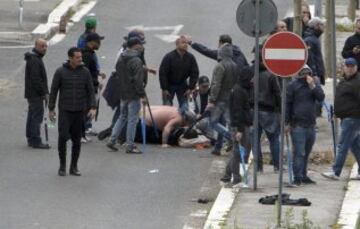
[217,44,233,61]
[24,48,43,61]
[121,48,141,62]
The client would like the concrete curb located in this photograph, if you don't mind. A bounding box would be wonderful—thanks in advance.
[337,163,360,229]
[32,0,83,40]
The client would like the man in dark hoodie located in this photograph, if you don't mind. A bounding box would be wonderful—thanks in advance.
[206,43,238,156]
[188,34,248,74]
[286,65,325,186]
[106,37,146,154]
[24,38,50,149]
[341,19,360,71]
[322,58,360,180]
[49,47,96,176]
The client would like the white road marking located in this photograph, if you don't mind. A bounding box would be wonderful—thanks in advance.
[265,49,306,60]
[190,210,208,218]
[337,163,360,229]
[47,33,66,46]
[70,1,97,23]
[125,24,184,43]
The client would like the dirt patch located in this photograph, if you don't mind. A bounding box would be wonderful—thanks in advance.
[0,79,17,95]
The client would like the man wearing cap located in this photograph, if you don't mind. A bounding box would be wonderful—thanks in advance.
[81,32,105,141]
[286,65,325,186]
[342,19,360,71]
[77,16,97,49]
[322,58,360,180]
[159,35,199,107]
[106,37,146,154]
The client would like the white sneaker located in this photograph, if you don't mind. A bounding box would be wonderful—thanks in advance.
[321,171,340,180]
[351,174,360,180]
[81,137,87,143]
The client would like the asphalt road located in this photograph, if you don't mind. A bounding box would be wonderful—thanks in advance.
[0,1,291,228]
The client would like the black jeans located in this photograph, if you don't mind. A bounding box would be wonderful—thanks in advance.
[58,110,84,166]
[26,98,44,146]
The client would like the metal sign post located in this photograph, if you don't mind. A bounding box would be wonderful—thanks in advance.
[262,32,308,226]
[18,0,24,28]
[236,0,278,191]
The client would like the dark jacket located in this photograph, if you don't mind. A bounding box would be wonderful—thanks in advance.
[116,49,146,100]
[303,28,325,85]
[209,44,238,104]
[24,49,49,99]
[286,77,325,128]
[191,42,249,72]
[82,46,99,92]
[334,73,360,119]
[192,90,209,115]
[49,61,96,112]
[159,50,199,90]
[249,63,281,112]
[229,82,252,132]
[283,17,309,37]
[341,33,360,70]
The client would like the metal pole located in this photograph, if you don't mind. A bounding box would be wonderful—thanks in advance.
[331,0,338,139]
[253,0,260,191]
[277,78,287,227]
[18,0,24,28]
[314,0,322,17]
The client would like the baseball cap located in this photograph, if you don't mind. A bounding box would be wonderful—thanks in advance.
[126,37,143,47]
[124,30,146,44]
[86,32,104,43]
[198,75,210,85]
[345,57,357,66]
[85,17,97,29]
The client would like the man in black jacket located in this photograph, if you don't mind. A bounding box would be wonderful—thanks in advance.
[159,36,199,107]
[24,38,50,149]
[286,65,325,186]
[322,58,360,180]
[49,47,96,176]
[106,37,146,154]
[342,19,360,71]
[188,34,248,74]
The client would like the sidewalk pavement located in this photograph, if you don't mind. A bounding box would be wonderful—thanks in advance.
[218,2,360,229]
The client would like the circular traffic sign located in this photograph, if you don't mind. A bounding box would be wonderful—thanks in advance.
[236,0,278,37]
[262,32,308,77]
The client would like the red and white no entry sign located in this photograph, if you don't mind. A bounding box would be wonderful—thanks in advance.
[262,31,308,77]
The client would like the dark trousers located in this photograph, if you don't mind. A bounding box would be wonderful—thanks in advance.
[162,83,188,108]
[26,98,44,146]
[58,110,84,168]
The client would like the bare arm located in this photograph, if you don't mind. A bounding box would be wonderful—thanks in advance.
[162,116,182,145]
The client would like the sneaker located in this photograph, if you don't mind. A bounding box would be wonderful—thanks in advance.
[106,142,118,152]
[211,149,221,156]
[81,137,87,143]
[321,171,340,180]
[81,136,92,143]
[231,178,241,188]
[32,143,51,149]
[220,175,231,183]
[351,174,360,180]
[126,146,142,154]
[293,179,302,187]
[86,128,98,136]
[302,177,316,184]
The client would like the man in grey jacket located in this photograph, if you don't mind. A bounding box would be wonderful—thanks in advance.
[106,37,146,154]
[206,43,238,155]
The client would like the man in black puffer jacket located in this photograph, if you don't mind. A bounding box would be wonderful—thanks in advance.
[24,38,50,149]
[49,47,96,177]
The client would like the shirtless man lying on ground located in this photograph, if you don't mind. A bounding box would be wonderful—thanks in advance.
[136,105,196,148]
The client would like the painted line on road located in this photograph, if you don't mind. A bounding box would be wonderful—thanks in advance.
[337,163,360,229]
[71,1,97,23]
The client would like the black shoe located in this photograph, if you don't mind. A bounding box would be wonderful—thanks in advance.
[126,146,142,154]
[106,142,118,151]
[69,168,81,176]
[293,179,302,186]
[58,167,66,176]
[211,149,221,156]
[32,143,51,149]
[232,179,241,187]
[27,142,33,147]
[220,175,231,183]
[302,177,316,184]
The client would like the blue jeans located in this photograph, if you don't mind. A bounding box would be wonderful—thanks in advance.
[110,99,141,148]
[209,102,231,151]
[290,126,316,181]
[26,98,44,145]
[163,83,188,108]
[333,118,360,176]
[253,111,280,170]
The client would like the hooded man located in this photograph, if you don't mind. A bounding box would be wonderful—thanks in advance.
[24,38,50,149]
[322,58,360,180]
[342,19,360,71]
[285,65,325,186]
[206,43,238,156]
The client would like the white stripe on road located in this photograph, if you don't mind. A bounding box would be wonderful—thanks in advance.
[265,49,306,60]
[337,163,360,229]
